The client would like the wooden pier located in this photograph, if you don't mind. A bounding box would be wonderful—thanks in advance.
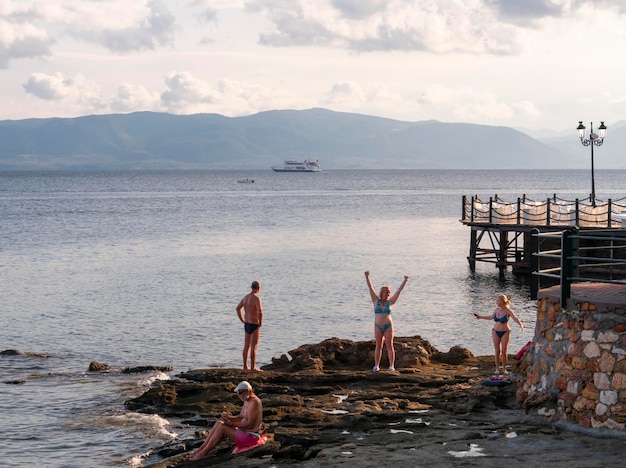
[461,194,626,274]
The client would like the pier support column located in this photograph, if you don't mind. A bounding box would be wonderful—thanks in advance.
[468,228,477,271]
[498,230,508,276]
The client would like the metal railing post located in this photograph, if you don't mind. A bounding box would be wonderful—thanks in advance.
[561,227,578,309]
[530,228,539,300]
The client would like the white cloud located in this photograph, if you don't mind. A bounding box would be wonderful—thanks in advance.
[330,0,388,20]
[160,71,218,112]
[0,18,53,68]
[63,0,178,52]
[324,81,366,105]
[110,83,161,113]
[22,71,107,114]
[1,0,178,61]
[414,84,543,124]
[23,72,79,100]
[247,0,522,54]
[216,78,308,115]
[159,71,308,115]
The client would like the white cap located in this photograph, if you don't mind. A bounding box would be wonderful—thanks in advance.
[234,381,252,393]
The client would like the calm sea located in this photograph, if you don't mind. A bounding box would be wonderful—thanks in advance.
[1,169,624,467]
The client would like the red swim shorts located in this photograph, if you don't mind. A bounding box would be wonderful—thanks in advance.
[235,429,260,448]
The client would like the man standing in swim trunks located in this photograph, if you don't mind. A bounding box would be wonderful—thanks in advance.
[236,280,263,371]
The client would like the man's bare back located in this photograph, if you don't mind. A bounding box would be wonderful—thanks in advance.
[236,281,263,371]
[237,291,262,325]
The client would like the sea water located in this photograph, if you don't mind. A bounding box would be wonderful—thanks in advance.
[1,169,624,467]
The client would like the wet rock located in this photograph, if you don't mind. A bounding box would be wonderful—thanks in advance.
[133,331,626,468]
[4,379,26,384]
[122,365,174,373]
[433,345,476,364]
[264,336,439,372]
[133,337,515,467]
[1,349,49,358]
[522,390,555,412]
[88,361,111,372]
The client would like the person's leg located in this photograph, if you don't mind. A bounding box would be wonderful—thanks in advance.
[491,330,501,374]
[189,420,237,461]
[384,327,395,369]
[249,327,261,371]
[243,331,251,370]
[500,331,511,374]
[373,327,384,371]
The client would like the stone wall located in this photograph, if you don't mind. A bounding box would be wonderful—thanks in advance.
[517,285,626,430]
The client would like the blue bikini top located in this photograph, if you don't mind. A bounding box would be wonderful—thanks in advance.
[375,300,391,314]
[494,312,509,323]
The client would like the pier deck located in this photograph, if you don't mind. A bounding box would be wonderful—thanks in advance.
[461,194,626,273]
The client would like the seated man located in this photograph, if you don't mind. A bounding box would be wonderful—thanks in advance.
[188,381,264,461]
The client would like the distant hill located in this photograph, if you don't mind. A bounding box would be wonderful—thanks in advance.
[0,108,619,170]
[537,120,626,170]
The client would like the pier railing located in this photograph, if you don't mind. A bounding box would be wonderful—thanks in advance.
[462,194,626,228]
[531,228,626,303]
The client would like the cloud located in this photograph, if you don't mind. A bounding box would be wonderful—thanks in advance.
[489,0,626,25]
[324,81,366,105]
[416,85,542,124]
[246,0,522,54]
[67,0,178,53]
[20,68,308,118]
[110,83,160,112]
[21,71,160,116]
[330,0,388,19]
[23,72,78,100]
[191,0,245,22]
[1,0,178,66]
[245,0,626,55]
[318,80,542,125]
[0,16,53,68]
[159,71,307,115]
[321,81,414,121]
[22,72,107,113]
[160,71,219,112]
[489,0,565,24]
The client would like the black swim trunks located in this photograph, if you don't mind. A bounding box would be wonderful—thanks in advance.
[244,323,260,334]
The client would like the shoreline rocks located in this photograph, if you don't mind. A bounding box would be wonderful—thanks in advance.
[128,336,626,467]
[127,337,523,466]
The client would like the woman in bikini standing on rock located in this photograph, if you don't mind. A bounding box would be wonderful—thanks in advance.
[364,271,409,372]
[474,294,524,375]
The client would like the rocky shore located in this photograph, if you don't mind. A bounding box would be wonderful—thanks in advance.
[125,336,626,467]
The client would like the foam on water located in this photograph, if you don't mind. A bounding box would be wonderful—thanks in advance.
[448,443,486,458]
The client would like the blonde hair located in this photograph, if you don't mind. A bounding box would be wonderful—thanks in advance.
[498,294,510,307]
[379,285,390,297]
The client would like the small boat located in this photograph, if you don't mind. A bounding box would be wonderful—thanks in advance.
[237,178,255,183]
[271,159,322,173]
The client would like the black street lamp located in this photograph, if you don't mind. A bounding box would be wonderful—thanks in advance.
[576,121,607,207]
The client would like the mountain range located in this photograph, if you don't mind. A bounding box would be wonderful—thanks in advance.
[0,108,623,170]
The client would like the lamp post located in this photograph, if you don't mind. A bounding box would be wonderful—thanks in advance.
[576,121,607,207]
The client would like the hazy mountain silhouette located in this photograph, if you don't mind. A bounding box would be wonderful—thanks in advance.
[0,108,620,170]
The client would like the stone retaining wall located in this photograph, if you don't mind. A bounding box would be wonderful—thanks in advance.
[518,288,626,430]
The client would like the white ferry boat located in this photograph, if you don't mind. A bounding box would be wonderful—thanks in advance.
[271,159,322,172]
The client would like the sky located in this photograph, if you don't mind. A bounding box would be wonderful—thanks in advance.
[1,0,625,132]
